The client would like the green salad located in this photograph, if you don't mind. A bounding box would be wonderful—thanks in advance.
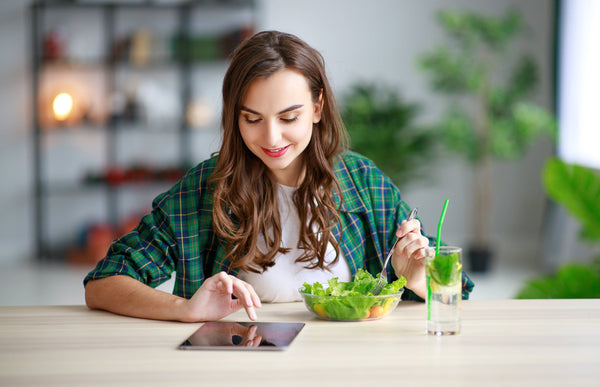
[300,269,407,320]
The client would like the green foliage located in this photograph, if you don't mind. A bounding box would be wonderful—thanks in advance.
[516,159,600,299]
[516,261,600,299]
[419,8,556,164]
[543,158,600,241]
[341,82,436,188]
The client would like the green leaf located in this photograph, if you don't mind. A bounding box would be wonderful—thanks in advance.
[508,56,538,98]
[438,9,522,49]
[426,251,462,286]
[439,108,480,162]
[512,102,557,142]
[341,82,436,188]
[543,158,600,241]
[516,263,600,299]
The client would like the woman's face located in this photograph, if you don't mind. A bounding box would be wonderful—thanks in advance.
[238,68,322,186]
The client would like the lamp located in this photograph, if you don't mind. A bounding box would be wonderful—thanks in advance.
[52,92,73,121]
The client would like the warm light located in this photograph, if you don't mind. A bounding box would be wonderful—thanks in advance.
[53,92,73,121]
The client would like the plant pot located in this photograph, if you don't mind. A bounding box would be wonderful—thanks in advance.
[467,245,493,273]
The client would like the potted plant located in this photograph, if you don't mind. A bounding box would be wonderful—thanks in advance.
[516,158,600,298]
[341,82,437,190]
[419,9,556,271]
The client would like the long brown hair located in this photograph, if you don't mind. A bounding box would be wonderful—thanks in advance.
[208,31,349,273]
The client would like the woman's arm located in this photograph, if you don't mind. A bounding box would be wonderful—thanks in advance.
[85,272,261,322]
[85,275,190,321]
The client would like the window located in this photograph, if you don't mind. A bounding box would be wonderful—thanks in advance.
[558,0,600,169]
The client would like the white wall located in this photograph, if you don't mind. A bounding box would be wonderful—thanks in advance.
[0,0,32,263]
[258,0,556,270]
[0,0,556,270]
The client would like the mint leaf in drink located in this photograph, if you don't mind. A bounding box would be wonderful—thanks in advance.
[427,252,462,286]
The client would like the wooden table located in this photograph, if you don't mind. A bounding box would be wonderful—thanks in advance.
[1,299,599,386]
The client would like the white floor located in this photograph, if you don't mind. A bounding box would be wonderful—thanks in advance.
[0,257,539,306]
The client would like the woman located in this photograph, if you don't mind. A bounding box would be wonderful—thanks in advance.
[84,31,473,322]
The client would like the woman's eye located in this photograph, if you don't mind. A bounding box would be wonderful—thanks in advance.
[243,116,261,124]
[281,116,298,123]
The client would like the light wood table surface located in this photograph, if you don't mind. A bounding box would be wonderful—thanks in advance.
[1,299,599,386]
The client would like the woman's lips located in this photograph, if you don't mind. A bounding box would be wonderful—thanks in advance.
[262,145,290,158]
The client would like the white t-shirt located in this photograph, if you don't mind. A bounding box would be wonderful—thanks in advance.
[238,184,351,303]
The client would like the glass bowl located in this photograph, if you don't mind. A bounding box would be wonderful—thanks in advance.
[298,289,404,321]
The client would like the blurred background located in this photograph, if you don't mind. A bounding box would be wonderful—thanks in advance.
[1,0,598,305]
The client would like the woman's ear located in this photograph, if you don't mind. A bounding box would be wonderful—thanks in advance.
[313,89,324,124]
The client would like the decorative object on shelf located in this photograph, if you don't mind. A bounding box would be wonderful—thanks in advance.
[130,28,152,67]
[84,164,186,186]
[187,98,215,129]
[419,8,556,272]
[171,26,254,63]
[43,29,66,62]
[67,211,149,265]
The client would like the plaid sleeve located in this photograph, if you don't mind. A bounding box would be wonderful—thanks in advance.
[83,192,178,288]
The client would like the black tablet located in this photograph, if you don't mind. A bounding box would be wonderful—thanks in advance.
[178,321,305,351]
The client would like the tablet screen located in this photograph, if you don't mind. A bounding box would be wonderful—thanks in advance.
[178,321,305,351]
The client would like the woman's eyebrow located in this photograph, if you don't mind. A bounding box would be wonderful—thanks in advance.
[277,104,304,114]
[240,104,304,115]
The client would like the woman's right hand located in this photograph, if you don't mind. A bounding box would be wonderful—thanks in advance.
[182,272,262,322]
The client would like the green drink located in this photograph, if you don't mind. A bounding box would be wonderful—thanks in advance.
[426,246,462,335]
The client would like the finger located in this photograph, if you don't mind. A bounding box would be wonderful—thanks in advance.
[395,219,422,239]
[394,231,421,254]
[395,233,428,259]
[230,280,258,320]
[247,335,262,347]
[214,271,234,294]
[247,283,262,308]
[408,236,430,260]
[248,324,258,337]
[243,324,258,344]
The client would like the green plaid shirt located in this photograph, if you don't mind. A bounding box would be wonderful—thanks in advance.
[84,151,474,301]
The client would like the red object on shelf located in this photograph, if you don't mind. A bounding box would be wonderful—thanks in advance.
[43,30,65,61]
[67,222,116,265]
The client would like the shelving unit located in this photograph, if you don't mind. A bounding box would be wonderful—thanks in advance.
[30,0,256,262]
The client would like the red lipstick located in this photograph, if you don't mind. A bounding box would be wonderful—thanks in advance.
[262,145,290,158]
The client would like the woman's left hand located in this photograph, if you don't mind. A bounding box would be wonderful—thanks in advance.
[390,217,429,299]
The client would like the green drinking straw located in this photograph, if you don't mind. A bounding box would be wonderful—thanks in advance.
[435,199,450,256]
[428,199,450,321]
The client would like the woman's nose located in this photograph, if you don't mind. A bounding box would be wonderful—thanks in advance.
[264,120,282,145]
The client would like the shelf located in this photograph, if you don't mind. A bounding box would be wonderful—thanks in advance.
[32,0,256,261]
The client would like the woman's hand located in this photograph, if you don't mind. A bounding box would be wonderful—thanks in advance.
[187,322,262,347]
[181,272,262,322]
[390,218,429,299]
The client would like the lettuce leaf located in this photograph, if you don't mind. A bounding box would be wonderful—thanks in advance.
[300,269,407,320]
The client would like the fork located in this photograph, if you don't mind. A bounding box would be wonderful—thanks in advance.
[370,208,418,295]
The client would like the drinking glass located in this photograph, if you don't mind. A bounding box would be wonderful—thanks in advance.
[425,246,462,335]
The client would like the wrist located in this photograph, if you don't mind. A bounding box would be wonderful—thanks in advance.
[405,277,427,300]
[174,297,197,323]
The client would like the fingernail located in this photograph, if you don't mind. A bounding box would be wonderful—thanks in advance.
[248,307,257,321]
